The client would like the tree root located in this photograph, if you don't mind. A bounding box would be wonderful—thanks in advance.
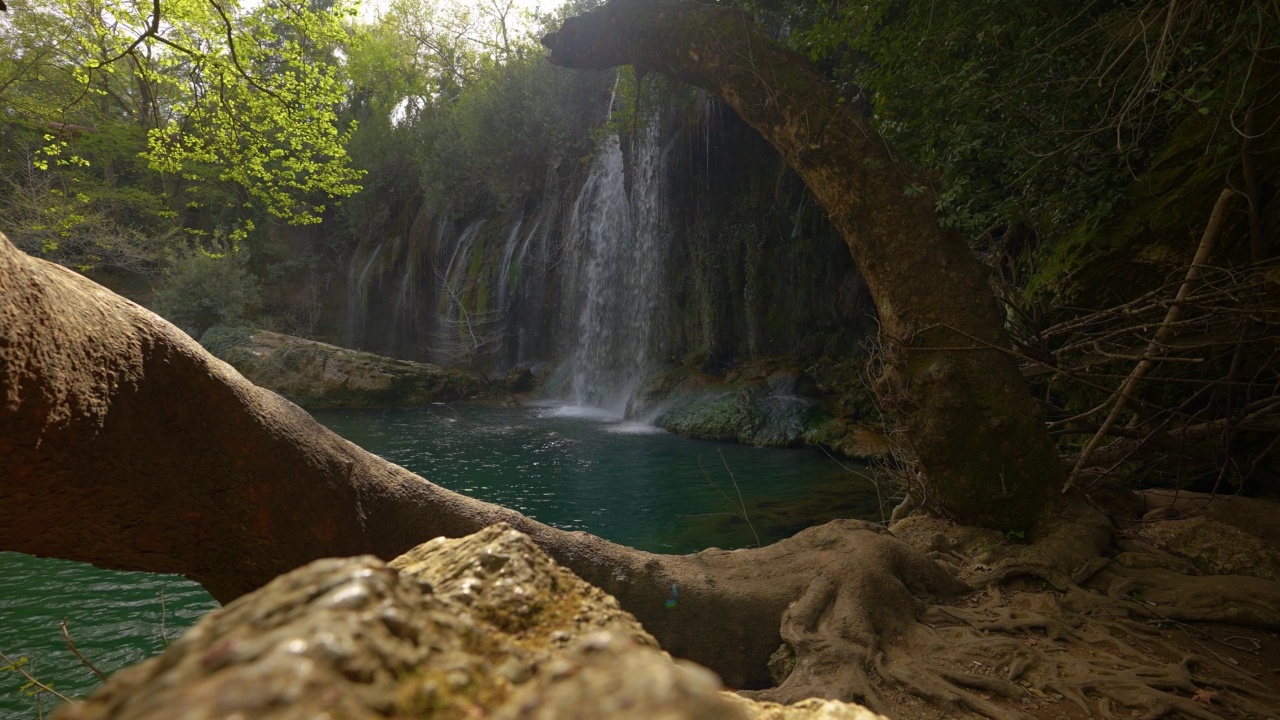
[749,504,1280,720]
[4,231,1278,718]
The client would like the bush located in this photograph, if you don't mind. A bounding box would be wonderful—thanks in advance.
[152,248,261,338]
[198,324,257,359]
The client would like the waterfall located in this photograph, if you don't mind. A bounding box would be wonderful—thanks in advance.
[389,258,415,353]
[439,219,485,317]
[566,123,671,414]
[496,219,525,315]
[346,240,383,348]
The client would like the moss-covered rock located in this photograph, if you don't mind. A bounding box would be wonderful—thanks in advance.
[200,327,481,409]
[1135,516,1280,580]
[631,361,889,459]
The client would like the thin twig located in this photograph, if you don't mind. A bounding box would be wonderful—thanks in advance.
[716,449,759,548]
[60,620,107,682]
[0,649,77,705]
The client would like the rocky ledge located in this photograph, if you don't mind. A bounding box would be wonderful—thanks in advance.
[199,327,481,409]
[629,362,892,459]
[54,524,884,720]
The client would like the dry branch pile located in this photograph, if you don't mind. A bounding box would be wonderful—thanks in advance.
[1013,253,1280,493]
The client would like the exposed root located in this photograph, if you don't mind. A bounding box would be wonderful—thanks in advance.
[751,502,1280,720]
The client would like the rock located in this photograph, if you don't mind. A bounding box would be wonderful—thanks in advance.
[493,633,749,720]
[200,327,480,409]
[54,555,478,720]
[1138,489,1280,547]
[54,524,887,720]
[631,363,888,458]
[495,366,536,394]
[1135,516,1280,580]
[388,525,657,655]
[725,696,888,720]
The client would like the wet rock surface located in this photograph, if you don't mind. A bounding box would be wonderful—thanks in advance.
[200,327,480,409]
[53,524,886,720]
[631,363,889,458]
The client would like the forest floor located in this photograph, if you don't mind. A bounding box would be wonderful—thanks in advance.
[861,489,1280,720]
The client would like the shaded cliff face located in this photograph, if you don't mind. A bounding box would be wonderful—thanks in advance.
[288,88,871,408]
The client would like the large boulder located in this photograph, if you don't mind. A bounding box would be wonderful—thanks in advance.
[200,327,481,409]
[53,525,886,720]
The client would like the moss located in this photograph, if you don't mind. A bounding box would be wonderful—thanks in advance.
[395,651,512,719]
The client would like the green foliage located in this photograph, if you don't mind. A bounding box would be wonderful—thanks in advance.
[198,324,257,358]
[141,0,366,228]
[0,127,180,272]
[0,0,366,273]
[764,0,1277,252]
[336,0,608,238]
[152,246,261,338]
[419,53,603,213]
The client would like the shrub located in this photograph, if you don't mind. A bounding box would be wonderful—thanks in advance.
[152,248,261,338]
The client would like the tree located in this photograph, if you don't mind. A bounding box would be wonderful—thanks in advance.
[152,244,261,337]
[7,229,1280,716]
[431,270,506,380]
[0,0,364,258]
[540,0,1061,531]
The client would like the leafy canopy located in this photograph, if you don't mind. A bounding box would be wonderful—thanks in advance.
[0,0,365,254]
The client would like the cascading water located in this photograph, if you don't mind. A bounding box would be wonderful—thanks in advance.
[566,122,672,414]
[346,240,384,348]
[439,220,485,316]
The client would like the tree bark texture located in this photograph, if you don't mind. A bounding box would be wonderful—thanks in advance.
[0,231,959,694]
[13,234,1272,716]
[542,0,1061,530]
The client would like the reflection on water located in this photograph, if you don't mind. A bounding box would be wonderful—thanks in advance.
[0,401,883,717]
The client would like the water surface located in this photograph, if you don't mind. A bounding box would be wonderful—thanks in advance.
[0,554,218,718]
[1,401,882,717]
[312,401,884,553]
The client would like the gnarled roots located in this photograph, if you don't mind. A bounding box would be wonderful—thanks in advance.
[746,504,1280,720]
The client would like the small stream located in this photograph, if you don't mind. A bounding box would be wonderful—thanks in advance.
[0,403,883,717]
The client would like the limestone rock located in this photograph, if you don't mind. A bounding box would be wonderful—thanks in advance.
[725,695,889,720]
[631,363,887,458]
[1135,515,1280,580]
[200,327,480,408]
[53,524,882,720]
[1138,489,1280,547]
[494,632,749,720]
[54,555,479,720]
[388,524,657,653]
[495,366,536,394]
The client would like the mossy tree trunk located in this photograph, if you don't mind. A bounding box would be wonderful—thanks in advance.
[542,0,1060,530]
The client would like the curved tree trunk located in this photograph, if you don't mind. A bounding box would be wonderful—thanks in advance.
[9,234,1278,719]
[542,0,1060,531]
[0,231,953,694]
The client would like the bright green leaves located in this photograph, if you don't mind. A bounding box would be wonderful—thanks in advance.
[1,0,366,267]
[139,0,365,225]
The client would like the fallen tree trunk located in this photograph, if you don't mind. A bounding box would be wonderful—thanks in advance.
[6,234,1279,717]
[0,230,952,694]
[542,0,1061,531]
